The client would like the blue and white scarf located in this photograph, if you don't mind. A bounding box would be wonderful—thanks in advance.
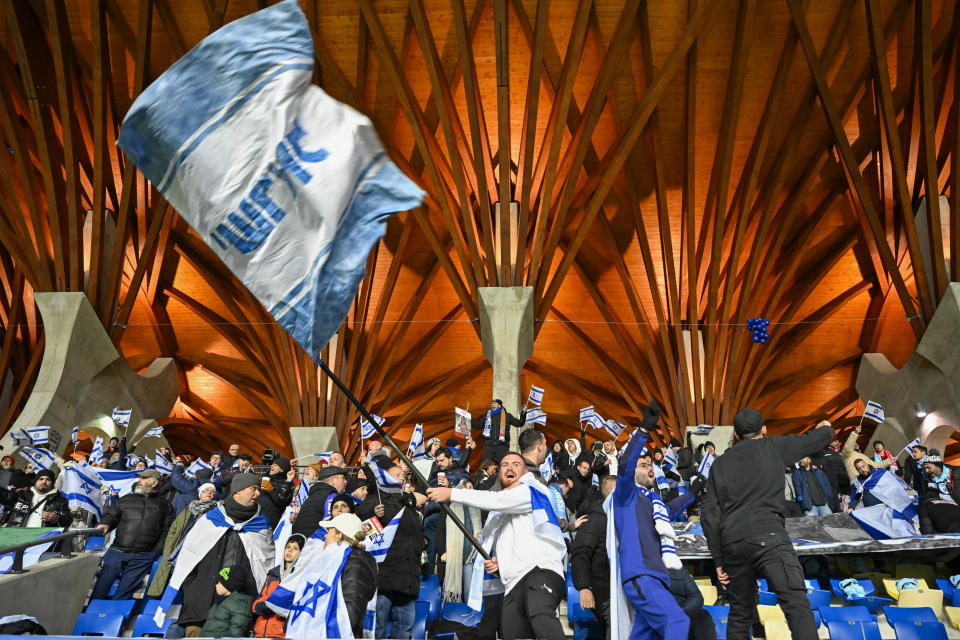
[636,485,681,569]
[482,407,503,440]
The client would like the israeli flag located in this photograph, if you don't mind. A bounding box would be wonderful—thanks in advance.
[62,463,106,519]
[144,425,164,438]
[408,423,426,460]
[603,419,626,438]
[89,436,104,464]
[579,406,595,422]
[363,508,404,563]
[186,458,213,478]
[370,463,403,494]
[314,452,333,464]
[22,427,49,445]
[863,400,885,423]
[360,414,384,439]
[662,446,678,471]
[112,407,132,428]
[694,425,714,434]
[528,385,544,406]
[96,468,141,496]
[525,408,547,426]
[116,0,425,361]
[19,446,56,471]
[900,437,922,456]
[71,426,79,445]
[10,431,30,447]
[850,468,918,539]
[125,454,143,468]
[698,450,714,477]
[154,451,173,474]
[539,455,555,481]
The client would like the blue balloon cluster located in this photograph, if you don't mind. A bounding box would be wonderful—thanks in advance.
[746,317,770,344]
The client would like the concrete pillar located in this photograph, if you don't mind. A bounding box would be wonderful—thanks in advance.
[0,292,179,458]
[684,426,735,456]
[478,287,534,452]
[856,282,960,454]
[0,553,100,634]
[289,426,341,464]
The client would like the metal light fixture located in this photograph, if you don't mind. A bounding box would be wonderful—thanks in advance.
[913,403,927,418]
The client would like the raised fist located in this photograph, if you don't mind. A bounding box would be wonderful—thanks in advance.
[640,400,662,432]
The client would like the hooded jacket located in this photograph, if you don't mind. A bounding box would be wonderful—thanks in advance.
[0,486,71,528]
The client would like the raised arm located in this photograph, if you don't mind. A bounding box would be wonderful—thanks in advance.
[449,483,532,514]
[615,401,660,505]
[774,423,835,466]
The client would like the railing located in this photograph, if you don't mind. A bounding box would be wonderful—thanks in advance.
[0,527,101,574]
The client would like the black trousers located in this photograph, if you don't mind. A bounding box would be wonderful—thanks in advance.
[919,501,960,534]
[722,530,817,640]
[484,442,509,463]
[502,568,565,640]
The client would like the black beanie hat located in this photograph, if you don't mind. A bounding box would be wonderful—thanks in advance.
[273,456,291,474]
[733,407,764,437]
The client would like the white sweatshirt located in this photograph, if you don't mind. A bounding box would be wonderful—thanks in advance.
[450,476,566,595]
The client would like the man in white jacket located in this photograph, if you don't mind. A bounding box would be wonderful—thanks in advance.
[427,452,567,640]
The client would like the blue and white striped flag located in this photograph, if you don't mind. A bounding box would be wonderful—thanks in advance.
[116,0,425,360]
[579,406,595,422]
[369,463,403,493]
[539,454,555,481]
[0,530,63,574]
[126,454,143,468]
[528,385,544,406]
[407,423,425,460]
[144,425,164,438]
[899,437,922,456]
[95,469,141,496]
[313,452,333,464]
[62,462,106,519]
[19,446,56,471]
[21,427,49,445]
[863,400,885,423]
[525,408,547,426]
[603,419,626,438]
[186,458,213,478]
[698,450,715,477]
[662,446,678,471]
[363,508,404,563]
[89,437,104,464]
[154,451,173,474]
[71,426,79,445]
[849,469,917,539]
[694,425,715,434]
[360,414,384,439]
[112,407,132,428]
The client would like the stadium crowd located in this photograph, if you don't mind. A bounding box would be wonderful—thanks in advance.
[0,398,958,640]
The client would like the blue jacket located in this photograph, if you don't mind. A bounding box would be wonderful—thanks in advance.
[169,464,202,515]
[791,466,835,512]
[613,430,669,585]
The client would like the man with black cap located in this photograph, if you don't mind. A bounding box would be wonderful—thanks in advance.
[0,468,71,528]
[470,398,525,462]
[701,409,833,640]
[291,465,347,538]
[256,456,294,528]
[346,477,368,505]
[91,469,175,599]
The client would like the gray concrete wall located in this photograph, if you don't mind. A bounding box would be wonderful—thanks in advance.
[0,553,99,634]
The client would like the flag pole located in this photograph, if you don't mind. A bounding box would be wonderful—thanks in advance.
[317,359,490,560]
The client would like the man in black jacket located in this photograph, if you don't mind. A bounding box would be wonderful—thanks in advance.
[902,444,929,494]
[0,469,71,528]
[702,410,833,640]
[918,452,960,533]
[256,456,294,528]
[470,399,524,462]
[292,466,347,538]
[91,469,174,599]
[570,476,613,630]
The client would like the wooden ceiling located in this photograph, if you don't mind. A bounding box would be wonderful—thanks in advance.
[1,0,959,460]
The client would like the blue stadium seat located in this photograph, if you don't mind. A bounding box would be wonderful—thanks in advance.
[442,602,482,626]
[757,591,778,605]
[830,578,875,599]
[84,536,105,551]
[882,606,939,625]
[72,613,125,636]
[84,599,136,621]
[935,578,955,600]
[807,589,831,610]
[847,596,894,614]
[757,578,769,591]
[819,605,872,623]
[147,558,162,583]
[138,599,161,617]
[411,600,428,640]
[132,613,173,637]
[418,576,441,623]
[826,620,882,640]
[890,620,949,640]
[703,605,728,640]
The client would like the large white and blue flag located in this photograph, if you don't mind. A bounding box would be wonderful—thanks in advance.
[360,414,384,440]
[22,427,49,445]
[527,385,544,406]
[95,469,141,496]
[186,458,213,478]
[62,463,106,519]
[525,408,547,426]
[116,0,425,361]
[408,423,426,460]
[89,436,104,464]
[112,408,132,428]
[369,463,403,494]
[863,400,885,423]
[19,446,56,471]
[0,530,63,574]
[579,406,595,422]
[362,508,404,564]
[144,425,164,438]
[154,451,173,474]
[698,450,714,477]
[849,468,918,539]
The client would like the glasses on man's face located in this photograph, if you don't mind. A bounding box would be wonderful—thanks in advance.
[636,463,654,470]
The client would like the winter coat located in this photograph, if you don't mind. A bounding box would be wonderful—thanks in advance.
[341,547,378,637]
[570,497,609,606]
[0,487,71,528]
[291,480,339,538]
[100,491,175,553]
[356,494,423,597]
[903,456,928,494]
[0,468,15,489]
[470,409,523,448]
[201,592,255,638]
[252,566,287,638]
[256,473,292,528]
[170,465,203,515]
[148,501,216,597]
[791,466,836,512]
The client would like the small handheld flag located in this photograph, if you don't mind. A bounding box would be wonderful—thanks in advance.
[186,458,213,478]
[71,426,80,445]
[314,452,333,464]
[19,446,57,471]
[579,406,595,422]
[408,423,426,460]
[90,437,104,464]
[698,450,715,477]
[369,463,403,493]
[154,451,173,474]
[112,408,132,428]
[527,385,544,406]
[360,414,385,439]
[603,419,626,438]
[863,401,885,424]
[144,426,164,438]
[22,426,50,445]
[525,408,547,426]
